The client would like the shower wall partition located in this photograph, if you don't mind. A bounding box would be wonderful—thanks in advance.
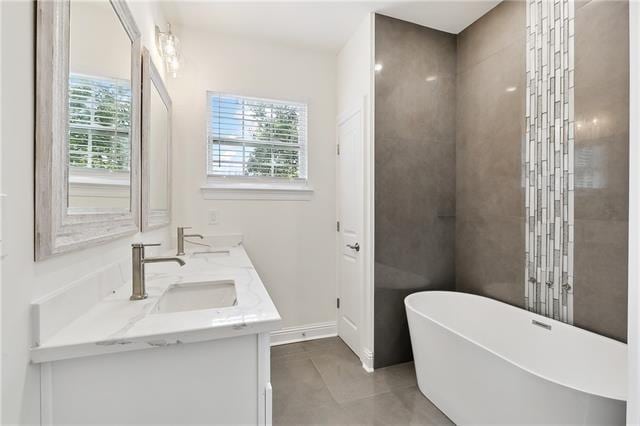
[374,14,457,368]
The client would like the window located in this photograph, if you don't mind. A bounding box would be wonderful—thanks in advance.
[206,92,307,180]
[68,73,131,172]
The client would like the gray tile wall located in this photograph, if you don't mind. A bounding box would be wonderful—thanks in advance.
[455,0,629,342]
[374,14,457,368]
[455,1,527,309]
[375,0,629,368]
[573,0,629,341]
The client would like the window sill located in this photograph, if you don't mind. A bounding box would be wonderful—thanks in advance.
[69,168,130,187]
[200,181,314,201]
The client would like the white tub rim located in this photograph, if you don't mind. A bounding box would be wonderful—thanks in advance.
[405,290,627,401]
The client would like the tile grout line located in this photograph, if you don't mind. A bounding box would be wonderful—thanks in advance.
[457,33,527,77]
[271,338,452,424]
[307,352,342,406]
[334,382,421,408]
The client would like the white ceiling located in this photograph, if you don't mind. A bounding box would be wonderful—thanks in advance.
[161,1,502,52]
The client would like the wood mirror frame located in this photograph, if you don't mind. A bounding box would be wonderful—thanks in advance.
[141,48,172,231]
[35,0,142,260]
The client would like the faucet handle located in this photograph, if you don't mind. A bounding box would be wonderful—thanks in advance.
[178,226,192,230]
[131,242,162,248]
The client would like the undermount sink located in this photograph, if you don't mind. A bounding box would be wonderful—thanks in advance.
[191,250,230,257]
[153,280,237,314]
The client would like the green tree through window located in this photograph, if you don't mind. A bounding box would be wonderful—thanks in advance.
[246,105,300,178]
[68,74,131,172]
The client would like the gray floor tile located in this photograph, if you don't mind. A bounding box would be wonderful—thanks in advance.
[301,337,346,354]
[274,401,352,426]
[310,344,392,404]
[341,389,454,426]
[391,386,454,425]
[323,374,393,405]
[272,347,312,366]
[271,337,452,426]
[376,362,418,390]
[339,391,418,425]
[308,342,368,383]
[272,357,336,414]
[272,342,307,358]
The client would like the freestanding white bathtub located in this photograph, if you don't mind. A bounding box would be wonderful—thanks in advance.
[405,291,627,425]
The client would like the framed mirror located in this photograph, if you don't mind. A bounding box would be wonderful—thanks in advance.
[35,0,141,260]
[141,48,172,230]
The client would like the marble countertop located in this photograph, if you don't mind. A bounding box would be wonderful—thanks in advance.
[31,240,281,363]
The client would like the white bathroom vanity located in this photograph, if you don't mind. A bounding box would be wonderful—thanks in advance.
[31,236,280,425]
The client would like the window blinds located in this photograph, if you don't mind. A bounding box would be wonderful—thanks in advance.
[68,73,131,172]
[207,92,307,179]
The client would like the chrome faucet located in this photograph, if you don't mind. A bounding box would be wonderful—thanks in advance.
[131,243,185,301]
[177,227,205,256]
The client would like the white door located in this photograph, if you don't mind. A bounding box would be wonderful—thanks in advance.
[337,109,363,357]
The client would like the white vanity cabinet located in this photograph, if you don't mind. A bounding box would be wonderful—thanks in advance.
[41,333,273,425]
[32,238,280,425]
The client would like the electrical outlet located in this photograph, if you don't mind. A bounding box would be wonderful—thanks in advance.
[208,210,219,225]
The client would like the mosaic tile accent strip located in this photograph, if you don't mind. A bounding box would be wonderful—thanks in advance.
[524,0,575,323]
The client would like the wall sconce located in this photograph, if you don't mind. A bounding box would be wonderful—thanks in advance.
[156,24,181,77]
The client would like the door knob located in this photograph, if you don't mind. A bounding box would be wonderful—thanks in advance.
[346,243,360,252]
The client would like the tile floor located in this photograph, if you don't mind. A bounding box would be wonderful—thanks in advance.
[271,337,454,425]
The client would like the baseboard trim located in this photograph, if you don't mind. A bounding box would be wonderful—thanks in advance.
[361,348,374,372]
[270,321,337,346]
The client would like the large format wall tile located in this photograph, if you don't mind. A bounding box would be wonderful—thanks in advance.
[456,42,525,144]
[573,0,629,340]
[376,137,455,281]
[456,215,525,308]
[456,40,525,219]
[574,0,629,222]
[455,1,526,308]
[374,14,457,368]
[376,15,457,143]
[573,131,629,222]
[573,219,628,340]
[457,0,525,74]
[575,0,629,94]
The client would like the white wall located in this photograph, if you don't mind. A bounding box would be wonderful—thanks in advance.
[0,2,169,424]
[69,1,132,80]
[168,27,337,331]
[337,15,374,117]
[336,14,375,369]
